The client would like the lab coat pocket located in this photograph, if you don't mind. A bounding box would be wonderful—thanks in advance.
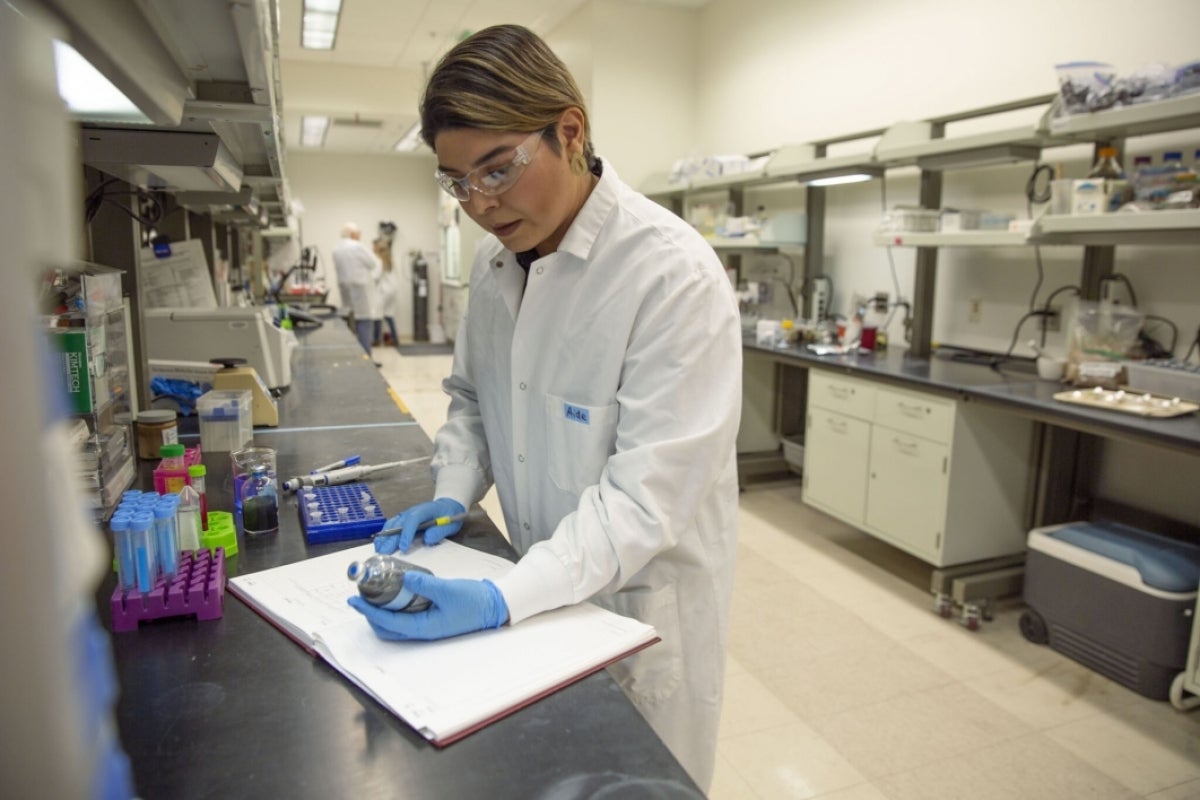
[544,394,618,494]
[599,584,684,707]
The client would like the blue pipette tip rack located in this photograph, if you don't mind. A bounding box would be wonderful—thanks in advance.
[110,548,226,632]
[298,482,386,544]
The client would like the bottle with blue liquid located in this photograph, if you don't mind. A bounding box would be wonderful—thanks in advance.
[240,464,279,536]
[347,555,432,612]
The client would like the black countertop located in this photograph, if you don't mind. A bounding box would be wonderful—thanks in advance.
[104,321,700,800]
[745,339,1200,454]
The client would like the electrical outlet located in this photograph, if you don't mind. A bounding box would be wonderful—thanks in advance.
[810,280,830,321]
[967,296,982,324]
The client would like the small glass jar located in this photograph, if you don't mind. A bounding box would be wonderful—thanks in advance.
[136,410,178,460]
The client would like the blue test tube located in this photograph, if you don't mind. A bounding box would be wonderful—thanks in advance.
[129,511,158,594]
[110,513,135,592]
[153,499,179,582]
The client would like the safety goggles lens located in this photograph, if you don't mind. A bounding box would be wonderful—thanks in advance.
[434,131,543,201]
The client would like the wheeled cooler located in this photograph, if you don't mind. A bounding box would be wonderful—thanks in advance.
[1020,521,1200,701]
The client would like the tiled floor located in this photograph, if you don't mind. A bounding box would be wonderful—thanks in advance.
[376,345,1200,800]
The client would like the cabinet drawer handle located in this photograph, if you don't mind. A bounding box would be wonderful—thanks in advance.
[896,401,929,418]
[828,385,854,400]
[826,418,848,434]
[892,438,920,456]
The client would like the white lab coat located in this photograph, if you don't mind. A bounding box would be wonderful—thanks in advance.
[331,236,382,319]
[430,160,741,790]
[378,269,399,320]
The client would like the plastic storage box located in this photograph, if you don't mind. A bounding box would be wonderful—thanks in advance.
[884,206,940,232]
[1020,520,1200,700]
[298,482,387,544]
[197,389,253,452]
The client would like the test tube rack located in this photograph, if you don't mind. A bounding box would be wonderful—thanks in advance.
[110,548,225,632]
[152,444,202,495]
[298,482,386,544]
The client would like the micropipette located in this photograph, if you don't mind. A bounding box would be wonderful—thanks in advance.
[282,456,429,493]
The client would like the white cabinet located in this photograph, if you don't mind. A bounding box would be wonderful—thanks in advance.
[803,370,1033,567]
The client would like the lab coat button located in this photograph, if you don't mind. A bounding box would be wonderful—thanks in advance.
[494,260,503,268]
[523,522,531,530]
[536,266,544,275]
[518,454,525,462]
[519,382,526,390]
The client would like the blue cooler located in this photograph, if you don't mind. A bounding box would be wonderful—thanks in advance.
[1020,520,1200,700]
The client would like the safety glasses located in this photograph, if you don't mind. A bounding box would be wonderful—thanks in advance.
[434,130,544,201]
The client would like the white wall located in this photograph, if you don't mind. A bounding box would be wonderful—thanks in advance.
[687,0,1200,525]
[549,0,698,189]
[286,151,440,341]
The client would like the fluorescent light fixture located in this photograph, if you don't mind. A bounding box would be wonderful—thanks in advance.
[393,122,423,152]
[917,144,1040,171]
[799,165,884,187]
[808,173,877,187]
[81,130,243,192]
[52,40,151,123]
[302,0,342,50]
[300,115,329,147]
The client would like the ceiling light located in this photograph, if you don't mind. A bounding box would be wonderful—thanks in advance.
[52,40,150,123]
[302,0,342,50]
[300,116,329,148]
[393,122,423,152]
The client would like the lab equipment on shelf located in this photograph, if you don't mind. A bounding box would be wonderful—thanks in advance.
[347,555,433,612]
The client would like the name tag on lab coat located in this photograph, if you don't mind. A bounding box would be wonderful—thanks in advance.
[563,403,590,425]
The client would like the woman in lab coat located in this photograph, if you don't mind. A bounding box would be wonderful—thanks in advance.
[372,238,400,348]
[347,24,741,791]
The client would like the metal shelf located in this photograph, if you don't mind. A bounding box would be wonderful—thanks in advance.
[873,230,1032,247]
[1031,209,1200,245]
[705,237,781,253]
[1045,93,1200,141]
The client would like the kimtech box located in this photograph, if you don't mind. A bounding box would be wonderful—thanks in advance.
[1020,520,1200,700]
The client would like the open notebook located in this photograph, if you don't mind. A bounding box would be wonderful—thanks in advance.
[227,540,659,746]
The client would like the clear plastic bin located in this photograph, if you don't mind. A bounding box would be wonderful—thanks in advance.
[883,206,940,232]
[197,390,253,453]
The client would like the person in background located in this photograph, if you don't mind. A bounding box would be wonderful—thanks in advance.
[347,24,741,792]
[373,237,401,349]
[331,222,382,356]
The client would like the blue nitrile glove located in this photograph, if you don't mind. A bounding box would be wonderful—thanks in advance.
[375,498,466,554]
[347,572,508,641]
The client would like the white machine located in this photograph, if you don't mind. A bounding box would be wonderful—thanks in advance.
[143,307,297,391]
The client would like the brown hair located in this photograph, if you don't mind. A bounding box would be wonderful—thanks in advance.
[419,24,595,165]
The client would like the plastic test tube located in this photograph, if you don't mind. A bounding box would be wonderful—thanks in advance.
[110,513,135,592]
[153,498,179,582]
[129,511,158,594]
[176,484,202,553]
[188,464,209,531]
